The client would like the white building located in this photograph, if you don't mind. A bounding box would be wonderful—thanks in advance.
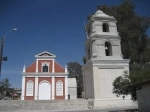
[82,10,137,108]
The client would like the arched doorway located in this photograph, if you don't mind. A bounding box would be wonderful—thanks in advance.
[38,81,51,100]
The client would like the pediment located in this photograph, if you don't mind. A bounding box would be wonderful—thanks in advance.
[35,51,56,58]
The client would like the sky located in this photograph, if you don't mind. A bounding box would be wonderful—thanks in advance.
[0,0,150,88]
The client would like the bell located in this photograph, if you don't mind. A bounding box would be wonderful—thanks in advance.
[105,46,108,50]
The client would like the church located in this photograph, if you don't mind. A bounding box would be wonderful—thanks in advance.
[21,51,77,100]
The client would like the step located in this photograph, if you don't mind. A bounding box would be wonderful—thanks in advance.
[0,99,89,111]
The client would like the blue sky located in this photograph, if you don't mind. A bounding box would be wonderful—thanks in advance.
[0,0,150,88]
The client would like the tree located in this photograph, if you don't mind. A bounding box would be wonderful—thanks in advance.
[92,0,150,100]
[67,62,83,98]
[113,65,150,101]
[0,78,11,96]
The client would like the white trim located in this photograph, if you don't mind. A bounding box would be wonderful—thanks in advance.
[25,76,35,77]
[52,76,55,100]
[22,73,68,77]
[39,80,51,85]
[37,59,55,61]
[25,76,65,78]
[21,76,25,100]
[22,73,68,75]
[38,76,52,77]
[65,76,68,99]
[36,59,38,72]
[55,76,66,77]
[35,51,56,57]
[52,60,55,73]
[34,76,38,100]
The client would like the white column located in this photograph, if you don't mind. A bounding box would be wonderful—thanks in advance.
[65,76,68,99]
[52,60,55,73]
[21,76,25,100]
[34,76,38,100]
[36,59,38,72]
[52,76,55,100]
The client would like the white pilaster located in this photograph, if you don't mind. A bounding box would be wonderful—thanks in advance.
[36,59,38,72]
[23,65,26,72]
[65,66,67,73]
[52,76,55,100]
[52,60,55,73]
[21,76,25,100]
[65,76,68,99]
[34,76,38,100]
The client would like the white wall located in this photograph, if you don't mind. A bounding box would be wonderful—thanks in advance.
[68,78,77,99]
[137,84,150,112]
[83,67,94,99]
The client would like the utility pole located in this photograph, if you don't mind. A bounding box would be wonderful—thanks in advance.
[0,38,4,78]
[0,28,17,78]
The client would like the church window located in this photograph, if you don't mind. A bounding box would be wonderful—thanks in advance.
[43,64,48,72]
[102,23,109,32]
[56,80,63,96]
[42,62,50,72]
[105,41,112,56]
[26,80,34,96]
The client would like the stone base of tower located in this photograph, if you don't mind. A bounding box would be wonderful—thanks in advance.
[88,98,138,109]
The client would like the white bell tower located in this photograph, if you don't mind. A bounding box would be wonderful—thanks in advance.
[82,10,136,108]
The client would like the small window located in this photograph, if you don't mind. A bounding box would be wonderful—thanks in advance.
[105,41,112,56]
[26,80,34,96]
[43,64,48,72]
[103,23,109,32]
[56,80,63,96]
[41,62,49,72]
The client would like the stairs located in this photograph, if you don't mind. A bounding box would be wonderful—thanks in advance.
[0,99,89,111]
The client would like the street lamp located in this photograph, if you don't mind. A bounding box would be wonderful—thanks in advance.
[0,28,17,77]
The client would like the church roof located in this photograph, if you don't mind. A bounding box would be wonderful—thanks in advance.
[35,51,56,58]
[91,10,115,20]
[95,10,110,17]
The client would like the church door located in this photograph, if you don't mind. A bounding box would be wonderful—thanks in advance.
[38,81,51,100]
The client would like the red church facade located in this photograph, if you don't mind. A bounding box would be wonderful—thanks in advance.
[21,51,68,100]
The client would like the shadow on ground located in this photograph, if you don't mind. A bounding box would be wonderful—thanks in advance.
[109,109,139,112]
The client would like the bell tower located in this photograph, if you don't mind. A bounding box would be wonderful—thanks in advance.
[82,10,136,108]
[85,10,123,61]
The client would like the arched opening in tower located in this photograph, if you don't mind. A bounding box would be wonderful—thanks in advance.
[88,48,91,59]
[105,42,112,56]
[102,23,109,32]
